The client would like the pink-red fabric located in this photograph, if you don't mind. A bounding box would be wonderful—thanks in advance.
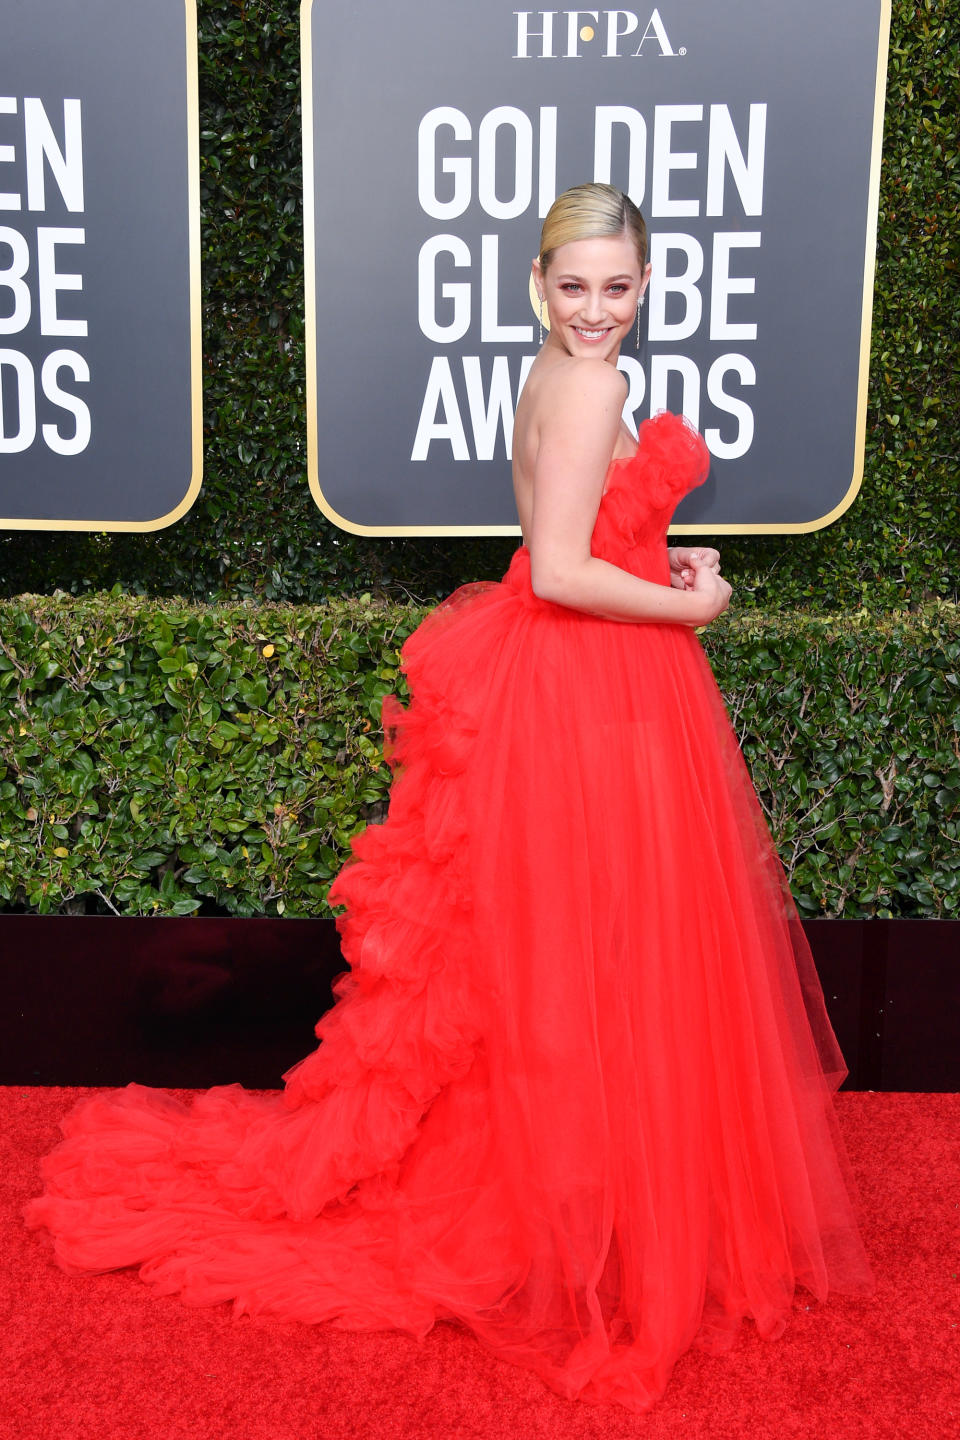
[24,411,875,1414]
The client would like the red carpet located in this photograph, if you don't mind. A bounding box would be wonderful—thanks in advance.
[5,1088,957,1439]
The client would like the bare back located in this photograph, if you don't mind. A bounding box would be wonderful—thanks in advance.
[512,354,637,546]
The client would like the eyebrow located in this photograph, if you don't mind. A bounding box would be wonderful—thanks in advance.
[554,273,635,283]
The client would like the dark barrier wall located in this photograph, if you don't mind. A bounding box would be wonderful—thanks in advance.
[1,917,956,1091]
[303,0,890,534]
[0,0,200,530]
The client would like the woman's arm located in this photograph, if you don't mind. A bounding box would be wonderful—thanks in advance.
[527,364,731,626]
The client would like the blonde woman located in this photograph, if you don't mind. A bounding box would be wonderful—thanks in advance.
[26,185,874,1415]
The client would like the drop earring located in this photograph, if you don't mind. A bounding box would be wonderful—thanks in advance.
[636,292,645,348]
[538,293,544,346]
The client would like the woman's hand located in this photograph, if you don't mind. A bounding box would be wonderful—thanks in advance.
[668,546,721,591]
[688,563,732,625]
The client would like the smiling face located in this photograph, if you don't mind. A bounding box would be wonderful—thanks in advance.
[533,232,651,365]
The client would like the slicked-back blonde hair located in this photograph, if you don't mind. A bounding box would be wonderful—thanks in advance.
[539,183,647,273]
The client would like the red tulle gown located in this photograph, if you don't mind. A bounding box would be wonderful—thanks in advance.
[24,411,875,1414]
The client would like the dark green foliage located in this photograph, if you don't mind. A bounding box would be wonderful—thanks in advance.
[0,7,956,922]
[0,593,418,916]
[708,604,960,917]
[0,0,955,608]
[2,595,957,919]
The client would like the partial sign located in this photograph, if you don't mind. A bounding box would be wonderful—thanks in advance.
[0,0,200,530]
[303,1,890,534]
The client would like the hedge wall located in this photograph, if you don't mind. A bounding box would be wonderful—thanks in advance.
[2,595,957,920]
[0,0,957,611]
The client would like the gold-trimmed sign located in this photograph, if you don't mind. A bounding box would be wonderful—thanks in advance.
[0,0,201,532]
[302,1,890,536]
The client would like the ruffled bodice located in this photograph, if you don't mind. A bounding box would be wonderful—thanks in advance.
[505,409,710,601]
[593,409,710,572]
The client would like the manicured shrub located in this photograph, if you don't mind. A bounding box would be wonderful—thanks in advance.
[2,595,957,919]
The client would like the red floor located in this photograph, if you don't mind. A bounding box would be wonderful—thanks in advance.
[5,1088,958,1440]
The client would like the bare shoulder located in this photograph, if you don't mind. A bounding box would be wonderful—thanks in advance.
[515,359,626,487]
[531,359,627,442]
[543,356,628,405]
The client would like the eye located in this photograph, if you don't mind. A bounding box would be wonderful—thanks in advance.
[560,282,582,293]
[608,284,628,295]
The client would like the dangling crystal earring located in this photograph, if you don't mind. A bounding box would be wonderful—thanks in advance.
[636,293,645,348]
[538,293,544,345]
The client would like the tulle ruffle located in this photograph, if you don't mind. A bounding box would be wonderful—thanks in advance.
[24,410,875,1414]
[602,410,710,542]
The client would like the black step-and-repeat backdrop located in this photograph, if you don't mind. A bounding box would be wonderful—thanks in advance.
[303,0,890,535]
[0,0,200,531]
[1,3,889,536]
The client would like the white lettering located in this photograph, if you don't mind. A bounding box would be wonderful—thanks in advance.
[418,235,471,343]
[564,11,599,58]
[706,104,766,216]
[0,225,30,332]
[710,233,760,341]
[538,107,557,216]
[411,357,469,460]
[593,106,647,205]
[514,11,557,59]
[651,105,702,217]
[463,355,516,459]
[418,108,471,220]
[481,234,533,343]
[25,98,83,212]
[647,233,703,342]
[0,98,20,210]
[705,354,756,458]
[649,353,700,429]
[615,354,646,432]
[0,347,36,450]
[478,108,533,220]
[41,349,91,454]
[517,352,537,399]
[604,11,639,58]
[633,8,674,56]
[36,227,86,336]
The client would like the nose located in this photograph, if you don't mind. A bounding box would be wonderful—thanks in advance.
[578,291,607,324]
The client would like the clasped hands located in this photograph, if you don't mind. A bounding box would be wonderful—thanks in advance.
[667,546,731,622]
[667,546,721,591]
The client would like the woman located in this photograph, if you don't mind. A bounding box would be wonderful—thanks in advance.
[25,185,875,1415]
[517,183,729,627]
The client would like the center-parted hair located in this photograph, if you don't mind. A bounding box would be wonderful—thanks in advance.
[539,183,647,273]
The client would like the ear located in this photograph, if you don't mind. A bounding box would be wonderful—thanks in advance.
[639,261,652,298]
[531,256,544,300]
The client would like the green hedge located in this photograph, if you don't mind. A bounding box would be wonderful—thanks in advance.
[0,0,957,610]
[2,595,957,919]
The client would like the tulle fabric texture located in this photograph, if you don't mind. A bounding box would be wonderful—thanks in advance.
[24,411,875,1414]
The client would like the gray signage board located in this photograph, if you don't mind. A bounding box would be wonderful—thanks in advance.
[303,0,889,535]
[0,0,200,530]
